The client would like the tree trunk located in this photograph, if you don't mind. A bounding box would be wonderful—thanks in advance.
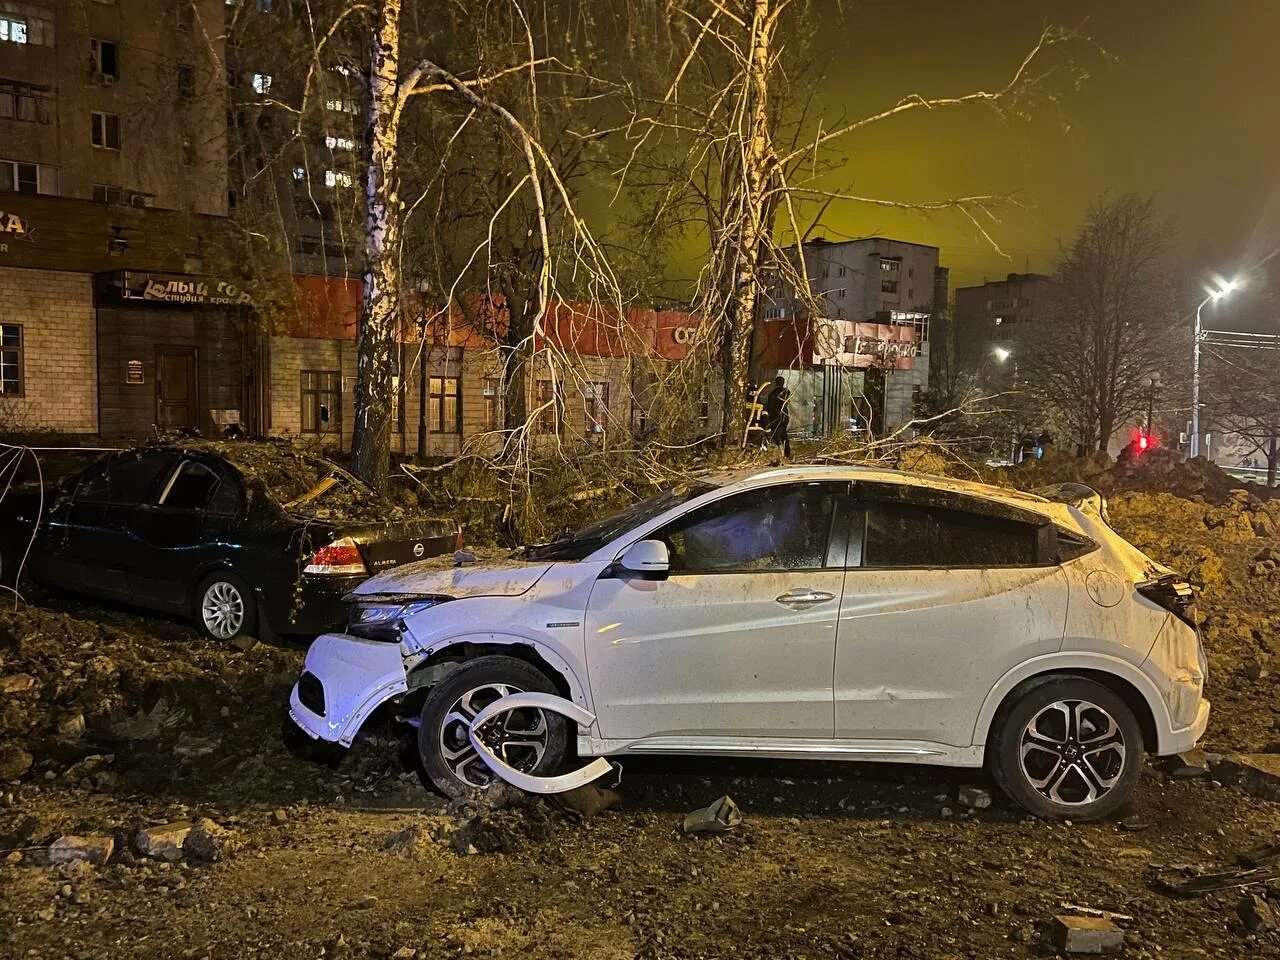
[350,0,403,492]
[721,0,772,447]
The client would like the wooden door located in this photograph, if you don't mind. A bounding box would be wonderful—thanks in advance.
[156,346,198,429]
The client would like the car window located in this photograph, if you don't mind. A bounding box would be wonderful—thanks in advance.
[863,501,1038,568]
[75,451,178,506]
[660,482,837,573]
[206,474,243,516]
[159,460,222,511]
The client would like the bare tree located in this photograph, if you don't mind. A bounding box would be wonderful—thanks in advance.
[1024,194,1181,453]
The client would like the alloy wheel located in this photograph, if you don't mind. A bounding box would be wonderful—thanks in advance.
[438,683,549,789]
[1018,699,1127,806]
[201,580,246,640]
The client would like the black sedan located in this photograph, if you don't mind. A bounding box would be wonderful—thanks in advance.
[0,441,460,641]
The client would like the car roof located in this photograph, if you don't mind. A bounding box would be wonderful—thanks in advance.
[702,464,1055,514]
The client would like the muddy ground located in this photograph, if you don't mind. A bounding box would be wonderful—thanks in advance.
[3,479,1280,958]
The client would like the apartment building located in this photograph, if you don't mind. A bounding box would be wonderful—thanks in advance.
[952,272,1056,380]
[0,0,245,438]
[760,237,944,437]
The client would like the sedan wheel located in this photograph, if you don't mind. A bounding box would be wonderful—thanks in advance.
[195,573,256,642]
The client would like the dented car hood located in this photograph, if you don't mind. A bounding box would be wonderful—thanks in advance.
[351,556,555,599]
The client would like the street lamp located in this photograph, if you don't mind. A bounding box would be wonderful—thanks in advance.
[1190,276,1243,458]
[992,345,1011,363]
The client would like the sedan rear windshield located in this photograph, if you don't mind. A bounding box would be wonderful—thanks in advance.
[523,482,716,561]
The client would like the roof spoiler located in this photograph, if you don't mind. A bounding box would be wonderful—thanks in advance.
[1031,482,1111,525]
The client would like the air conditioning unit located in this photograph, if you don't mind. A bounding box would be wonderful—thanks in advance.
[128,192,154,208]
[91,72,116,86]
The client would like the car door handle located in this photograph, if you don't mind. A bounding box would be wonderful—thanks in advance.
[775,588,835,606]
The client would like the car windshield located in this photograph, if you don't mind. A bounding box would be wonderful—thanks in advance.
[523,481,717,561]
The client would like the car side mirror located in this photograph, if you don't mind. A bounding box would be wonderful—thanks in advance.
[618,539,669,580]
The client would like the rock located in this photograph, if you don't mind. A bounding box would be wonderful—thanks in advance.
[555,783,622,818]
[85,655,117,678]
[47,835,114,866]
[0,673,34,693]
[1166,749,1211,778]
[135,823,192,861]
[56,713,86,739]
[1215,754,1280,801]
[183,817,240,862]
[1238,893,1276,934]
[957,785,993,809]
[1242,659,1265,681]
[353,894,378,909]
[271,808,288,824]
[1050,915,1124,954]
[0,742,33,780]
[391,948,416,960]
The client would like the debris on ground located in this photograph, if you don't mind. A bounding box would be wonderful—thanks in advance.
[1049,915,1125,954]
[553,782,623,819]
[1155,864,1280,898]
[957,785,993,809]
[46,835,114,867]
[1237,893,1277,934]
[1165,749,1212,778]
[682,795,743,835]
[135,823,191,861]
[1213,754,1280,801]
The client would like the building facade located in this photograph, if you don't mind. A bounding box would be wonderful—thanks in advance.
[951,272,1055,380]
[759,237,944,437]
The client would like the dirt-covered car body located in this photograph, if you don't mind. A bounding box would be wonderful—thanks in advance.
[0,442,459,636]
[289,466,1209,813]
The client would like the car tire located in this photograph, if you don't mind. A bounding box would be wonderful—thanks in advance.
[418,655,569,800]
[194,570,257,642]
[990,677,1144,821]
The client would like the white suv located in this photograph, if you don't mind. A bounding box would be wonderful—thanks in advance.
[289,466,1209,820]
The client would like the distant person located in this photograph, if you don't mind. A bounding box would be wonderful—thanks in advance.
[763,376,792,458]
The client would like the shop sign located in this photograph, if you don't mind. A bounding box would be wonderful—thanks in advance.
[125,360,144,384]
[119,271,252,306]
[0,211,30,237]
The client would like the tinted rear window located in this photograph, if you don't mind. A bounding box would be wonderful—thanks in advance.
[864,502,1038,568]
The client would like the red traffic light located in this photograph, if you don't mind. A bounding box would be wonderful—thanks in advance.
[1138,434,1149,451]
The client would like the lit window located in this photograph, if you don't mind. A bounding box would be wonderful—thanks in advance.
[482,378,502,430]
[428,376,461,434]
[584,382,609,435]
[0,15,28,43]
[323,169,352,188]
[292,166,306,181]
[324,98,358,114]
[252,73,272,94]
[0,324,22,396]
[91,112,121,149]
[880,258,900,273]
[324,135,355,151]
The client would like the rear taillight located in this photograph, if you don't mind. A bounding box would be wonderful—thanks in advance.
[1137,574,1197,628]
[304,536,367,575]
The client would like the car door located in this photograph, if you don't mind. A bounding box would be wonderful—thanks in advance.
[128,457,238,609]
[584,480,848,742]
[41,450,178,600]
[834,485,1069,747]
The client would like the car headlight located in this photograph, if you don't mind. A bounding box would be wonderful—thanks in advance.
[348,595,452,640]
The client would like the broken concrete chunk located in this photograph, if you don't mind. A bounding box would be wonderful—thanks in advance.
[957,785,993,809]
[135,823,192,861]
[0,743,33,780]
[1238,893,1276,934]
[183,818,240,862]
[0,673,35,694]
[1215,754,1280,801]
[47,835,114,866]
[554,783,622,819]
[1050,915,1124,954]
[1166,749,1210,778]
[682,795,742,835]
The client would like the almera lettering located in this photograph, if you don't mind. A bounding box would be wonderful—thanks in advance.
[0,212,31,237]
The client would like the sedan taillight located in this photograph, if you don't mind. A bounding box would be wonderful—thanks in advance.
[1137,574,1197,628]
[304,536,367,576]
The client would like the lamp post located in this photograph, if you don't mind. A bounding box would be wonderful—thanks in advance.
[1191,277,1242,459]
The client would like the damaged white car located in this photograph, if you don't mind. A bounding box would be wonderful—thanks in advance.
[289,466,1209,821]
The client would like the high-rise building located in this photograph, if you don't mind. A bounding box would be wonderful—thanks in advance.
[952,272,1056,381]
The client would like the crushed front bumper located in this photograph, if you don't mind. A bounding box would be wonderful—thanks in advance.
[289,632,408,747]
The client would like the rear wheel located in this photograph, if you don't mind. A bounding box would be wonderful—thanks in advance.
[990,677,1143,821]
[417,656,568,799]
[194,571,256,642]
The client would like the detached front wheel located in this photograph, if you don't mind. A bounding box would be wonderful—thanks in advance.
[417,655,569,799]
[991,678,1143,821]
